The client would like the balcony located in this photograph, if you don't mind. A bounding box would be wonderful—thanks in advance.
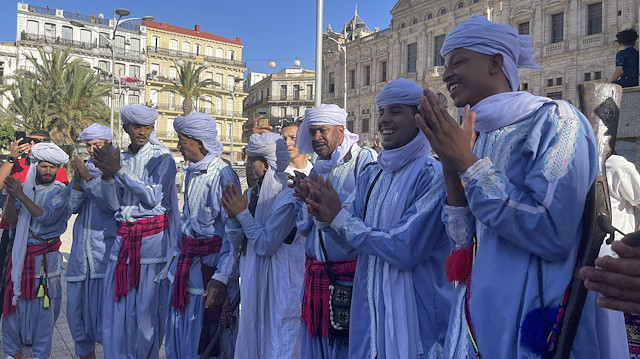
[579,34,603,49]
[27,5,56,16]
[244,94,315,108]
[146,46,246,68]
[543,42,565,57]
[19,32,146,62]
[62,10,110,26]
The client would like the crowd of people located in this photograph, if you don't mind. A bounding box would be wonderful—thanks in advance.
[0,15,639,359]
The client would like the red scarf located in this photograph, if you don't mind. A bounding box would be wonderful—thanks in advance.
[3,238,61,317]
[301,255,357,338]
[114,214,168,301]
[171,234,223,312]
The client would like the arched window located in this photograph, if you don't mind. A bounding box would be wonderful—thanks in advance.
[456,2,464,9]
[400,23,406,29]
[426,13,433,20]
[439,8,447,16]
[181,41,190,54]
[216,48,224,58]
[411,18,418,25]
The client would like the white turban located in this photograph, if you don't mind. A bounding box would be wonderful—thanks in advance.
[295,104,359,156]
[441,16,542,92]
[78,123,113,142]
[245,132,290,225]
[173,112,223,160]
[375,78,424,108]
[120,103,164,147]
[11,143,69,305]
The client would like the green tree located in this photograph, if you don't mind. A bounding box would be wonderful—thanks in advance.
[159,61,219,115]
[1,47,109,145]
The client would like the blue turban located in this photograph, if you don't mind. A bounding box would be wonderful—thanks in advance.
[375,78,424,108]
[79,123,112,142]
[120,103,165,147]
[173,112,223,157]
[441,16,542,92]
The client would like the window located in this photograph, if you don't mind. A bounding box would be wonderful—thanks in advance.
[551,13,564,43]
[27,20,38,35]
[281,106,287,118]
[400,23,406,29]
[227,99,234,116]
[205,46,213,57]
[347,120,354,132]
[100,32,110,47]
[440,8,447,16]
[194,43,202,55]
[44,23,55,40]
[456,2,464,9]
[407,43,417,73]
[80,29,92,44]
[99,60,110,73]
[473,0,480,3]
[547,78,554,87]
[169,66,177,79]
[169,39,178,55]
[364,65,371,86]
[594,71,602,79]
[350,69,355,89]
[294,85,300,100]
[381,61,387,82]
[182,41,191,54]
[280,85,288,100]
[216,48,224,58]
[204,96,212,113]
[216,73,223,88]
[426,13,433,20]
[411,18,418,25]
[166,119,175,138]
[329,72,335,93]
[584,72,592,81]
[227,75,236,91]
[215,97,222,114]
[518,22,530,35]
[128,95,139,105]
[168,92,176,110]
[226,124,232,141]
[587,3,602,35]
[61,26,72,44]
[522,82,529,90]
[556,77,563,86]
[307,84,313,100]
[151,36,160,48]
[130,65,140,78]
[150,90,158,106]
[205,72,212,81]
[150,63,159,76]
[130,38,140,54]
[114,63,125,77]
[228,50,235,60]
[361,118,370,133]
[114,35,125,54]
[547,91,563,99]
[434,35,445,66]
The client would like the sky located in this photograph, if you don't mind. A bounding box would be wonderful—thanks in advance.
[0,0,398,76]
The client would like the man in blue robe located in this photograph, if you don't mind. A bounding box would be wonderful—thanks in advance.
[164,112,241,359]
[2,143,71,359]
[92,103,180,359]
[299,79,458,358]
[416,16,622,358]
[66,124,119,359]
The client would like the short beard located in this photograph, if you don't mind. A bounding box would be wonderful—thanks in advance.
[36,172,55,185]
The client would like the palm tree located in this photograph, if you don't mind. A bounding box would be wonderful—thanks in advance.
[159,61,219,115]
[1,47,109,145]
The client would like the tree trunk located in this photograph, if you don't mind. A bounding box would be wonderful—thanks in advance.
[183,96,193,115]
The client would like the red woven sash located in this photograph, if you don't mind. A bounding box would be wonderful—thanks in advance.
[3,238,61,317]
[171,234,223,312]
[114,214,168,301]
[301,255,356,338]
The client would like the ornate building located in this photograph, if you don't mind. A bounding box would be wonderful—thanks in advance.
[322,0,638,145]
[144,21,247,161]
[242,67,315,139]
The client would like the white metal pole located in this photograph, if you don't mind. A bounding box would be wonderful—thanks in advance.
[315,0,323,107]
[110,9,116,140]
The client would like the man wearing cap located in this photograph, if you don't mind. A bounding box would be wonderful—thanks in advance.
[66,123,119,359]
[164,112,241,359]
[291,104,376,358]
[92,103,179,359]
[415,16,620,358]
[221,132,302,358]
[299,79,456,358]
[2,143,71,359]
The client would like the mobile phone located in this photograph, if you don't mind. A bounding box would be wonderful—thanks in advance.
[15,131,28,146]
[257,108,269,126]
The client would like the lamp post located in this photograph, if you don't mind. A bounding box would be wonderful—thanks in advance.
[70,8,153,143]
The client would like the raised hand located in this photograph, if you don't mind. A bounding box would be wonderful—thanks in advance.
[71,157,91,182]
[3,176,23,198]
[10,138,30,159]
[303,175,342,223]
[252,115,273,134]
[220,184,247,218]
[289,170,311,202]
[416,89,478,174]
[92,144,121,177]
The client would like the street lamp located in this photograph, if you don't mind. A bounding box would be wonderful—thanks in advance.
[214,77,243,164]
[324,33,347,109]
[70,8,153,144]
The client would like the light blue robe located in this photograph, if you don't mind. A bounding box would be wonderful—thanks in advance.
[65,176,118,357]
[441,100,609,358]
[2,181,70,358]
[100,142,176,359]
[165,158,240,359]
[322,155,456,359]
[225,184,301,358]
[298,144,377,359]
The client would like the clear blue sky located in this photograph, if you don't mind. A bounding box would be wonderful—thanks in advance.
[0,1,397,75]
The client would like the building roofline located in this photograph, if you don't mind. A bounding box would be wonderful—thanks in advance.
[144,21,242,46]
